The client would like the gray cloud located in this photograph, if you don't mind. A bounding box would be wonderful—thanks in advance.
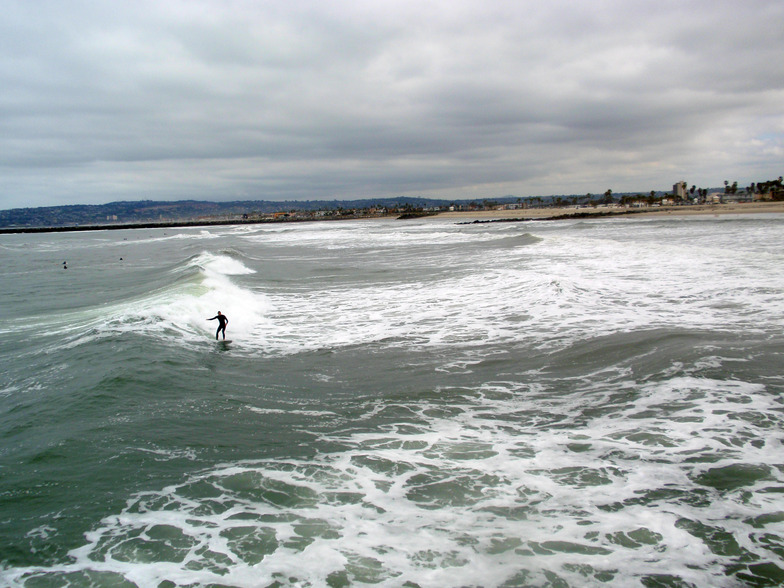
[1,0,782,208]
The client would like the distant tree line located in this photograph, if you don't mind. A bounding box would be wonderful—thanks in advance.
[744,177,784,199]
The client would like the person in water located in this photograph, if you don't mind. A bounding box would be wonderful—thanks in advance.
[208,311,229,340]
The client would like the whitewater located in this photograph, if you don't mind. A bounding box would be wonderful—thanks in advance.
[1,213,783,587]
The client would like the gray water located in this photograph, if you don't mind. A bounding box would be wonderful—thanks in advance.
[1,214,783,587]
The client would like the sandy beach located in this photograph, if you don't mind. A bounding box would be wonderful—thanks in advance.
[434,200,784,221]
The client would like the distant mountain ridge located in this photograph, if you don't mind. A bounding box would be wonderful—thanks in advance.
[0,197,500,228]
[1,191,686,229]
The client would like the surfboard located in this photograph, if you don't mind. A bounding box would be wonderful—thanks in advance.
[217,339,232,344]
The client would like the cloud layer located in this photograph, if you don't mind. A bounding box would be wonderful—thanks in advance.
[2,0,783,208]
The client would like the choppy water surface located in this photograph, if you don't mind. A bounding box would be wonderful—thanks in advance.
[1,214,783,587]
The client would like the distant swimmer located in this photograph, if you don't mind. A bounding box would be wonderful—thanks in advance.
[208,311,229,340]
[63,261,67,269]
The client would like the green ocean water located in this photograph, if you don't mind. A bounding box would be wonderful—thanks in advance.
[1,215,783,587]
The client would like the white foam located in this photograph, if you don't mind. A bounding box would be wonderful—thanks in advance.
[10,217,784,358]
[245,406,338,417]
[74,252,270,347]
[3,362,782,587]
[191,251,256,276]
[4,371,776,586]
[4,216,784,586]
[230,216,784,356]
[240,219,523,250]
[133,447,199,462]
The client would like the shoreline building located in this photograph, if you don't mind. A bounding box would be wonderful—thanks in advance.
[673,181,687,200]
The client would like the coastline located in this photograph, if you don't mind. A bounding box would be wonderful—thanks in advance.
[2,201,782,235]
[0,215,357,235]
[433,200,784,222]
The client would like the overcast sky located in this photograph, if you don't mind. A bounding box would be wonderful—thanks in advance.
[2,0,782,209]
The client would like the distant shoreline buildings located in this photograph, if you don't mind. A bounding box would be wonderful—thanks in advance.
[1,177,781,232]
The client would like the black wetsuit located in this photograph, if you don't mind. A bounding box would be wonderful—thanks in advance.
[208,314,228,339]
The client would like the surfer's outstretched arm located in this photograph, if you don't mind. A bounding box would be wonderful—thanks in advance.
[207,312,227,339]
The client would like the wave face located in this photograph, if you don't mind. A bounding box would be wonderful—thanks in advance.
[1,215,784,586]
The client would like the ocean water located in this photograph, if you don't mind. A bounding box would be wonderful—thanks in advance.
[1,213,783,587]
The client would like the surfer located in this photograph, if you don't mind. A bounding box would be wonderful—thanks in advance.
[208,311,228,340]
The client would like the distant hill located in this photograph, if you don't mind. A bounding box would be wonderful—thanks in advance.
[0,191,685,229]
[0,197,515,228]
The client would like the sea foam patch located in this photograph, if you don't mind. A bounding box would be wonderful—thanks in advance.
[5,368,782,587]
[240,219,523,251]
